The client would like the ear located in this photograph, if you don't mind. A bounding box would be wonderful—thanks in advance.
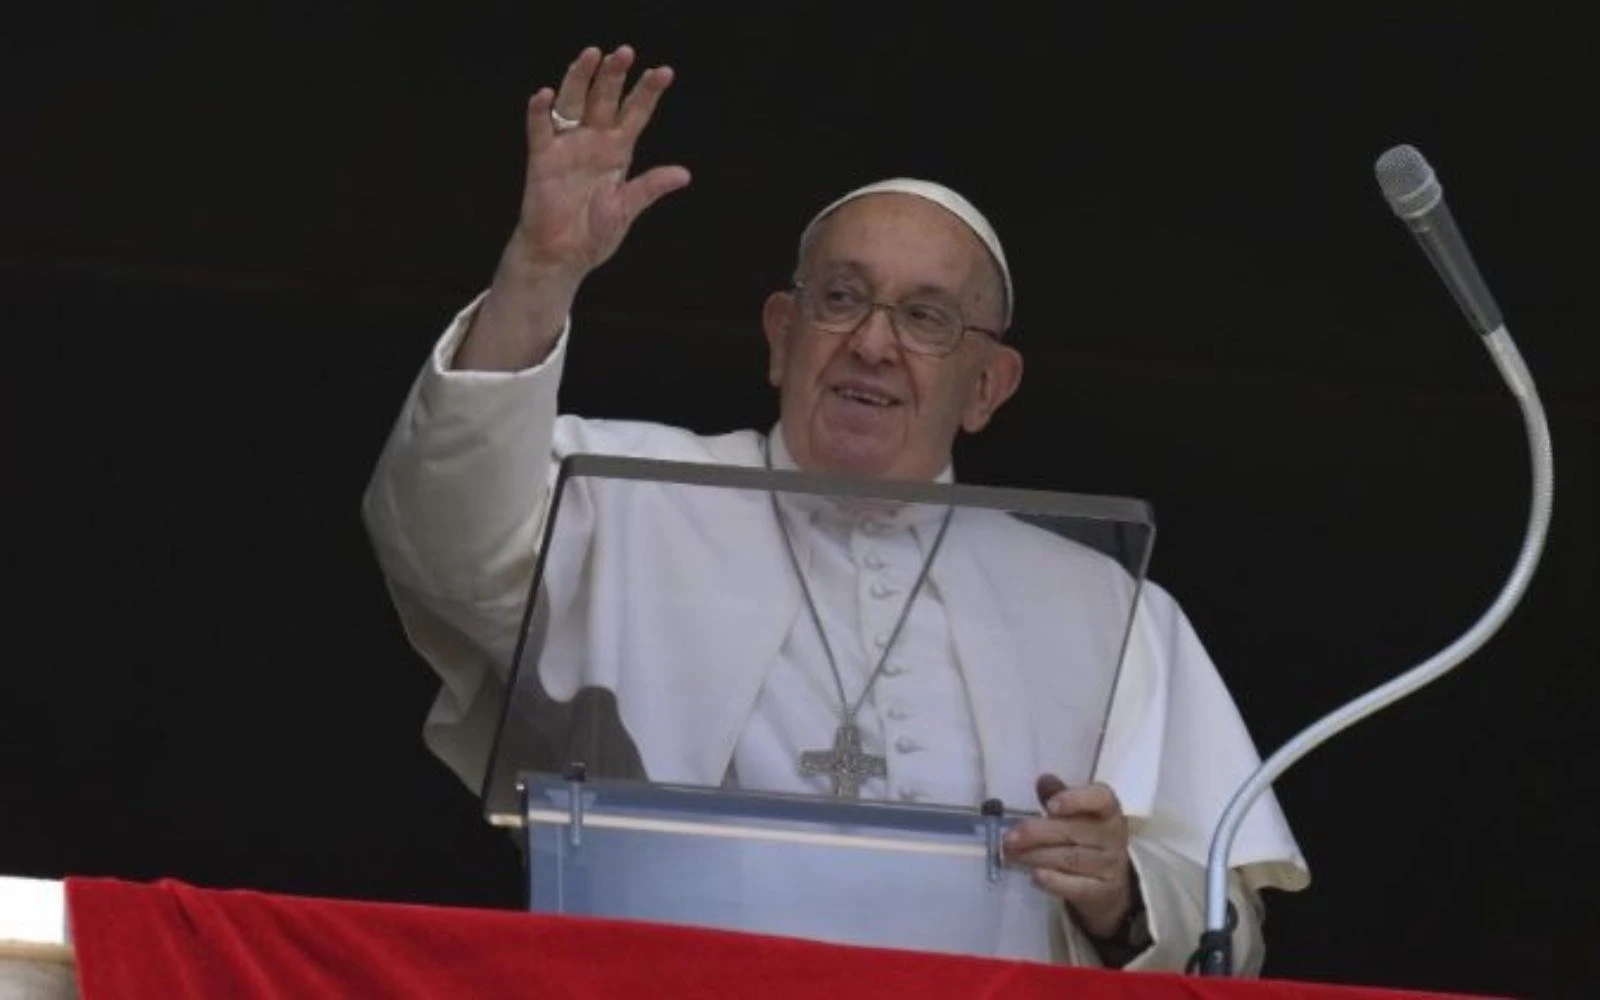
[961,343,1023,433]
[762,290,798,388]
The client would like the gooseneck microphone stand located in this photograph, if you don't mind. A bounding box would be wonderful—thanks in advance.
[1191,144,1555,976]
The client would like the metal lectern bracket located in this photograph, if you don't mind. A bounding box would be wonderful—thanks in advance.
[564,762,588,849]
[981,798,1005,884]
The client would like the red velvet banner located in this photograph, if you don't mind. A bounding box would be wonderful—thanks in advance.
[64,877,1488,999]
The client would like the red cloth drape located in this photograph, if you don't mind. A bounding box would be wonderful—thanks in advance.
[64,877,1486,999]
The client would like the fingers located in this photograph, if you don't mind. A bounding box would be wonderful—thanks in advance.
[538,45,674,142]
[1017,777,1135,934]
[1009,842,1123,881]
[621,165,692,221]
[1035,864,1136,941]
[1042,780,1120,821]
[1003,815,1119,855]
[1004,782,1129,878]
[618,65,675,139]
[553,46,601,126]
[1035,773,1068,807]
[525,88,557,151]
[1030,866,1115,902]
[585,46,635,128]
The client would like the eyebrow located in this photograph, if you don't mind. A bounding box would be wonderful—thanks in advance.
[816,261,964,300]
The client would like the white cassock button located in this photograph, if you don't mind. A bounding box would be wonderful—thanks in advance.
[886,706,910,721]
[894,736,922,754]
[863,552,885,571]
[873,633,889,649]
[881,662,907,677]
[869,580,896,599]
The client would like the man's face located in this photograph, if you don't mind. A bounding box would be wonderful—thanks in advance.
[763,193,1022,480]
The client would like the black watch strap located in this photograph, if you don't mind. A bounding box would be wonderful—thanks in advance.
[1081,865,1151,969]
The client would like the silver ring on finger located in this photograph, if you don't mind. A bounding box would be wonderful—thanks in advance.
[550,109,582,133]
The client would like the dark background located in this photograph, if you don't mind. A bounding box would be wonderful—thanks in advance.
[4,3,1595,997]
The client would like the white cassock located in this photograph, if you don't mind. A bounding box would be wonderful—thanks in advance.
[362,299,1311,973]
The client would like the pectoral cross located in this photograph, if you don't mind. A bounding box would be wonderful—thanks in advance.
[800,724,888,799]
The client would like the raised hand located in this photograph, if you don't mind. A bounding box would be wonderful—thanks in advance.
[513,45,691,281]
[455,45,690,372]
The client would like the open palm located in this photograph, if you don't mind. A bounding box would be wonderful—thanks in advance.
[515,46,691,280]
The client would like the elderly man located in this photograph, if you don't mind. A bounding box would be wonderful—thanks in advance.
[363,45,1307,972]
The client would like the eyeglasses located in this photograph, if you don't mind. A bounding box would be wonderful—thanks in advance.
[792,280,1003,358]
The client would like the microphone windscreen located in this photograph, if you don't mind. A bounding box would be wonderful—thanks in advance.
[1375,144,1441,218]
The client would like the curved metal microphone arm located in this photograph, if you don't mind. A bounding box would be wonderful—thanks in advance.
[1194,326,1554,976]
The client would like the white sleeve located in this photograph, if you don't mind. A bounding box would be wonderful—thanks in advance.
[1051,839,1267,975]
[361,295,570,788]
[1099,581,1310,895]
[1125,838,1266,975]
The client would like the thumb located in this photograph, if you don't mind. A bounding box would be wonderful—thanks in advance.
[1035,773,1068,809]
[622,165,692,224]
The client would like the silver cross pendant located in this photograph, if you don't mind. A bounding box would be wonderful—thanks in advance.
[800,723,888,799]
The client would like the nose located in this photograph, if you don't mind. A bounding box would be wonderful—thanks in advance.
[847,304,901,364]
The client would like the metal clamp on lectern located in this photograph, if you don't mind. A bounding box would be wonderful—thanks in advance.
[562,762,587,849]
[514,761,592,854]
[982,798,1005,884]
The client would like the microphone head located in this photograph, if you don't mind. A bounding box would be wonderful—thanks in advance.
[1375,144,1443,219]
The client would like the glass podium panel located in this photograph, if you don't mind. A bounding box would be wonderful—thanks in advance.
[480,453,1155,957]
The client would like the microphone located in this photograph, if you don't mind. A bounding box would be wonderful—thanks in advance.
[1190,145,1554,976]
[1374,144,1503,336]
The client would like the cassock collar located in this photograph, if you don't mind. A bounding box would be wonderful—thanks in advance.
[765,423,955,484]
[765,424,956,535]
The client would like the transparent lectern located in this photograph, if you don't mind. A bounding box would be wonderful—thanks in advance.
[482,454,1153,961]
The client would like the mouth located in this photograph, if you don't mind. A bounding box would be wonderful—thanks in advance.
[830,385,903,408]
